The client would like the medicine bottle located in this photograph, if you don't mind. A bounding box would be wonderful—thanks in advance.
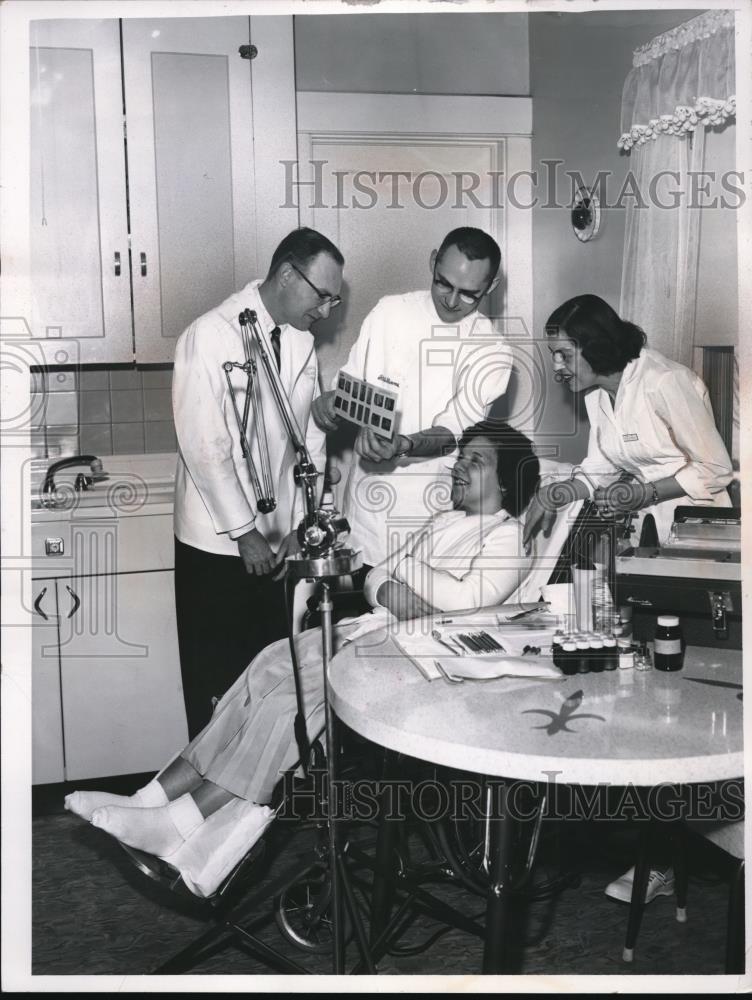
[617,637,634,670]
[653,615,684,672]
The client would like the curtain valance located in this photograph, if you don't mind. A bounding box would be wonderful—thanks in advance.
[618,9,735,151]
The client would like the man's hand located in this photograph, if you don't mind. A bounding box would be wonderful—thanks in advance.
[237,528,276,576]
[311,390,340,432]
[376,580,435,621]
[355,427,408,463]
[272,530,302,581]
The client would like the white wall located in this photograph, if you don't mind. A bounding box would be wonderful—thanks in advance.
[529,9,699,463]
[294,12,529,96]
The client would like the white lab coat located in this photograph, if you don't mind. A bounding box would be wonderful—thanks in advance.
[173,280,326,556]
[338,290,513,566]
[577,347,732,542]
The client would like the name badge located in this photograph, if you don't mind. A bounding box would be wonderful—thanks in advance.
[622,433,639,442]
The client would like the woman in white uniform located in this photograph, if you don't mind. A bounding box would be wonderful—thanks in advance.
[65,421,539,896]
[524,293,733,907]
[524,293,732,551]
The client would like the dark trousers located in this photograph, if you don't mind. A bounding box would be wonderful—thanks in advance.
[174,537,289,739]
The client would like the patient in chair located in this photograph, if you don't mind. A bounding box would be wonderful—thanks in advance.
[65,420,538,894]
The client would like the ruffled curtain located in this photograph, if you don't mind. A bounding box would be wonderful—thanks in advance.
[618,10,736,365]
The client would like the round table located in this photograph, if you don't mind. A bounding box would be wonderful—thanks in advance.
[328,626,743,972]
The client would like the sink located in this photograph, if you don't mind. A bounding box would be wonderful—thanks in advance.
[30,453,177,515]
[31,473,175,514]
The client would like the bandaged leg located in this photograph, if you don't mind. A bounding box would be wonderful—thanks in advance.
[91,792,204,858]
[64,750,187,821]
[64,779,168,822]
[170,799,276,897]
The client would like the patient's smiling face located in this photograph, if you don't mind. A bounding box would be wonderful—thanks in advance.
[451,435,503,515]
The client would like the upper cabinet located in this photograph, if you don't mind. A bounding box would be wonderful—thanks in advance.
[30,19,132,363]
[30,15,299,364]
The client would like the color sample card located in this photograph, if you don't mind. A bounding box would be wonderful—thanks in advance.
[333,371,398,440]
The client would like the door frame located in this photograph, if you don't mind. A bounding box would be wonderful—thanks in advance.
[295,91,534,340]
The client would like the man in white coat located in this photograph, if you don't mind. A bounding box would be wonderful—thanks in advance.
[312,227,512,577]
[172,228,344,737]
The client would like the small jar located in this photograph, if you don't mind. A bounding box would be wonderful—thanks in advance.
[589,637,605,673]
[602,635,618,671]
[552,631,565,669]
[560,641,578,676]
[634,641,653,671]
[654,615,684,672]
[617,637,634,670]
[576,638,591,674]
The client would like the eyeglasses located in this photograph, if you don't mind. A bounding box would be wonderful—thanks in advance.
[432,270,486,306]
[289,262,342,309]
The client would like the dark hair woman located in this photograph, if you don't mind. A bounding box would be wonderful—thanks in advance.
[524,294,732,549]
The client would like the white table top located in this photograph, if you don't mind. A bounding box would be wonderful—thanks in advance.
[328,627,743,786]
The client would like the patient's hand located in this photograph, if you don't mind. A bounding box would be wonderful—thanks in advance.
[523,491,557,552]
[376,580,435,621]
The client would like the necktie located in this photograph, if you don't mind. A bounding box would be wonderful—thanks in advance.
[270,326,281,372]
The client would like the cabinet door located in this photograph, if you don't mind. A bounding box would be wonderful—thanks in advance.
[122,16,298,363]
[58,570,188,780]
[31,582,65,784]
[30,19,132,363]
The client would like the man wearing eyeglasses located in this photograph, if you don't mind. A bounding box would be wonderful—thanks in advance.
[312,226,512,574]
[172,227,345,737]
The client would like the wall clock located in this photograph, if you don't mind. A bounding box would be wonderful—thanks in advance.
[571,187,601,242]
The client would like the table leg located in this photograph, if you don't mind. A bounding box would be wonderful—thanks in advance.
[369,751,400,947]
[482,782,522,974]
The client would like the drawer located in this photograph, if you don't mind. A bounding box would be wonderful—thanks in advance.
[32,512,175,578]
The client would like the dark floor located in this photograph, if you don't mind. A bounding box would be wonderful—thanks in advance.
[31,799,740,983]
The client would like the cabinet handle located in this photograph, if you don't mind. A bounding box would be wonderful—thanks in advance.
[65,585,80,619]
[114,251,121,276]
[140,252,147,277]
[34,587,49,621]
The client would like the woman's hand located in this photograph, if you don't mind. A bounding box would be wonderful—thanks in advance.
[593,479,652,516]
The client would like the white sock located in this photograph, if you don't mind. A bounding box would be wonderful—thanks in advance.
[91,793,204,858]
[64,779,168,823]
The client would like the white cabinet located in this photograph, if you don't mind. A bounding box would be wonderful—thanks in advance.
[31,582,65,785]
[30,15,299,364]
[30,19,132,363]
[31,513,188,783]
[56,569,188,780]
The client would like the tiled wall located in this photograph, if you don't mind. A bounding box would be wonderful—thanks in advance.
[30,366,176,459]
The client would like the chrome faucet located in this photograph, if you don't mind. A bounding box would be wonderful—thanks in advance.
[42,455,108,500]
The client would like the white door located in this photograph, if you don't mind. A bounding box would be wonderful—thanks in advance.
[29,19,132,363]
[296,92,534,392]
[58,570,188,780]
[122,16,299,362]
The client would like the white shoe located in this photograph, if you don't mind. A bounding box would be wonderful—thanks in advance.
[605,865,675,904]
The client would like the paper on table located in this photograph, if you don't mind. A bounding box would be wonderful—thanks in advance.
[439,656,562,682]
